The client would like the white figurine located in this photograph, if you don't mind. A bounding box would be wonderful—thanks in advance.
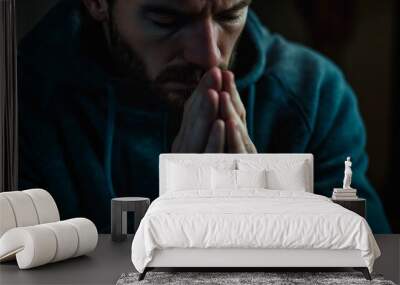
[342,157,353,189]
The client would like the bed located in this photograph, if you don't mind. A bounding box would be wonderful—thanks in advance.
[131,154,380,281]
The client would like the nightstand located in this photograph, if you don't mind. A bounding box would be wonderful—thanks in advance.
[111,197,150,242]
[331,198,366,218]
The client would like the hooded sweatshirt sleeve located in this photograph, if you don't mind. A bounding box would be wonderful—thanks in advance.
[280,51,392,234]
[255,33,392,233]
[309,64,391,233]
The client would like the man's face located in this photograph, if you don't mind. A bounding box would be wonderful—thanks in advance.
[106,0,250,108]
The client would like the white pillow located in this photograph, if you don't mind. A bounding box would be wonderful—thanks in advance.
[237,159,309,192]
[167,162,212,191]
[266,163,308,191]
[212,168,237,190]
[236,169,267,189]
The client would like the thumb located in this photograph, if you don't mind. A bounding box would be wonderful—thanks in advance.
[197,67,223,95]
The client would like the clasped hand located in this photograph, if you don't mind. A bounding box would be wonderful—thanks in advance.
[172,67,257,153]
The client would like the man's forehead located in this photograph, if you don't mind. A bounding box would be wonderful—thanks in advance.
[138,0,251,13]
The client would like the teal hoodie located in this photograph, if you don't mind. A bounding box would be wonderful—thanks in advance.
[18,0,391,233]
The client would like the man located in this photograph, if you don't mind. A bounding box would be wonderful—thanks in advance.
[18,0,391,233]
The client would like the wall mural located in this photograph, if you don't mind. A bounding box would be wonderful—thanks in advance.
[15,0,398,233]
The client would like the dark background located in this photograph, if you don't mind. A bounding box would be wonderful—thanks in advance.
[16,0,399,232]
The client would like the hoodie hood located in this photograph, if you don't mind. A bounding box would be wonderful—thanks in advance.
[19,0,271,93]
[235,9,272,90]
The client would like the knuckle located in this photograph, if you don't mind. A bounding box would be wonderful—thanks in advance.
[241,108,246,118]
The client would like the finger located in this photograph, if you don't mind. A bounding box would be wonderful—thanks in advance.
[221,93,257,153]
[172,68,222,153]
[204,119,225,153]
[220,91,248,137]
[247,141,258,153]
[180,89,220,152]
[184,67,222,115]
[222,70,246,123]
[200,67,223,93]
[226,119,247,153]
[177,68,222,150]
[220,91,238,122]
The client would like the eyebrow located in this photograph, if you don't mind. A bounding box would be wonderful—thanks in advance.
[224,0,252,14]
[141,0,252,17]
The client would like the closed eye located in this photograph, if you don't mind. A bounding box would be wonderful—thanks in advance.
[215,2,249,26]
[215,13,243,24]
[147,13,181,29]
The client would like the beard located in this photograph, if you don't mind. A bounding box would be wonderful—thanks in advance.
[106,19,238,111]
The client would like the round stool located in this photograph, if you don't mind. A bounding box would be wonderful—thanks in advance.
[111,197,150,242]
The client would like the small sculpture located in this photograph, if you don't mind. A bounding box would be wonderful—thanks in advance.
[332,157,357,199]
[342,157,353,190]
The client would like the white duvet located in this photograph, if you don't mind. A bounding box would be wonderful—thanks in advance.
[131,189,380,273]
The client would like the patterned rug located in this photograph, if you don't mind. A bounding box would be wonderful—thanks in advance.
[116,271,396,285]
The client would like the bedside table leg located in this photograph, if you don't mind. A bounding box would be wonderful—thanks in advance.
[354,267,371,280]
[111,204,128,242]
[138,268,148,281]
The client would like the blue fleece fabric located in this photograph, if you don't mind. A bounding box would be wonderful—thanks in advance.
[18,0,391,233]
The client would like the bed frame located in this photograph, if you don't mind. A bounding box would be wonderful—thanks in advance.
[139,154,372,281]
[141,248,371,280]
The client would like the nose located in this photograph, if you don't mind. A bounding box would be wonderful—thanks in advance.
[183,18,222,70]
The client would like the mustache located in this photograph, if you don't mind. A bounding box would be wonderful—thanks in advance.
[154,64,206,87]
